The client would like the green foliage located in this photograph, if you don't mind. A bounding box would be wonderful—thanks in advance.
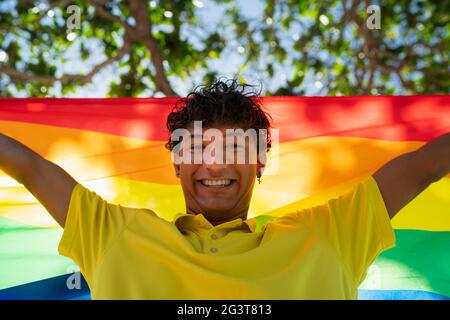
[0,0,448,97]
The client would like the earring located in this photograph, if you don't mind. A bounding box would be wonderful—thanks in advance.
[176,171,180,177]
[257,176,262,184]
[257,170,262,184]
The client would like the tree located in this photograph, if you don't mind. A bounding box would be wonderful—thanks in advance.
[0,0,448,97]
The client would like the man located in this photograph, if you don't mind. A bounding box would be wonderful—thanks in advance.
[0,79,448,299]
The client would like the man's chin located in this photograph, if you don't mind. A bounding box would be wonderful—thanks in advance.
[197,204,239,221]
[202,213,238,226]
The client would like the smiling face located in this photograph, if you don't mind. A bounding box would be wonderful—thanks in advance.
[173,123,265,225]
[166,79,273,225]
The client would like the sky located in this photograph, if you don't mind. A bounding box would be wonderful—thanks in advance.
[63,0,298,98]
[1,0,327,97]
[1,0,419,97]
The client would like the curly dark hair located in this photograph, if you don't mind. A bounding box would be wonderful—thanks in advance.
[165,79,272,153]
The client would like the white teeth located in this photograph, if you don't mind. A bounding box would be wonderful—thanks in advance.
[202,179,232,187]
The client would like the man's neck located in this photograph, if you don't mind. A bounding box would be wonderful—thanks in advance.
[186,208,248,226]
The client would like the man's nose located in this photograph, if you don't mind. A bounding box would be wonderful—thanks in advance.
[202,150,228,170]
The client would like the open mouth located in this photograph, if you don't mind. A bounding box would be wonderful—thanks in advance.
[199,179,236,188]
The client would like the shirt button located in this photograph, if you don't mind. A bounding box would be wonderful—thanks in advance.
[210,247,219,253]
[210,234,218,240]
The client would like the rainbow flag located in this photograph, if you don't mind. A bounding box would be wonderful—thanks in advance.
[0,96,449,300]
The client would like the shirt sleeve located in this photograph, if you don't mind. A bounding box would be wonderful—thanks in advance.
[281,175,396,286]
[320,175,396,285]
[58,183,138,284]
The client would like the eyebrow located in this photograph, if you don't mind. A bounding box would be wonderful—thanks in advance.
[186,133,258,141]
[189,132,257,138]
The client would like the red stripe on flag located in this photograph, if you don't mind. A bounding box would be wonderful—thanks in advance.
[0,96,449,142]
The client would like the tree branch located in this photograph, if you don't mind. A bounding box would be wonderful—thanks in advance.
[85,0,132,31]
[128,0,178,96]
[0,41,130,85]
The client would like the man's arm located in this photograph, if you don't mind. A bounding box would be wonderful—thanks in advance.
[0,133,77,227]
[373,132,450,220]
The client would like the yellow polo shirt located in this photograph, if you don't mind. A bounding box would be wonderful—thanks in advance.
[58,175,395,299]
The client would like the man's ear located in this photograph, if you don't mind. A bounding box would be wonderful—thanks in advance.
[256,161,265,177]
[173,164,180,177]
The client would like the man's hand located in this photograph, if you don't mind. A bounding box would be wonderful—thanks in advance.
[373,132,450,219]
[0,133,77,227]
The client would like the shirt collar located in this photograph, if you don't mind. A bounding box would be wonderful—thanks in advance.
[173,213,256,233]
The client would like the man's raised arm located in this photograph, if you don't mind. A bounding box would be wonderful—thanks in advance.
[0,133,77,227]
[373,132,450,220]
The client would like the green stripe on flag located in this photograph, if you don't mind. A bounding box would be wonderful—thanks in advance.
[361,229,450,297]
[0,217,74,290]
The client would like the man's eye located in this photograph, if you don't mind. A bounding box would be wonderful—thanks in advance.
[190,144,203,151]
[227,144,244,150]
